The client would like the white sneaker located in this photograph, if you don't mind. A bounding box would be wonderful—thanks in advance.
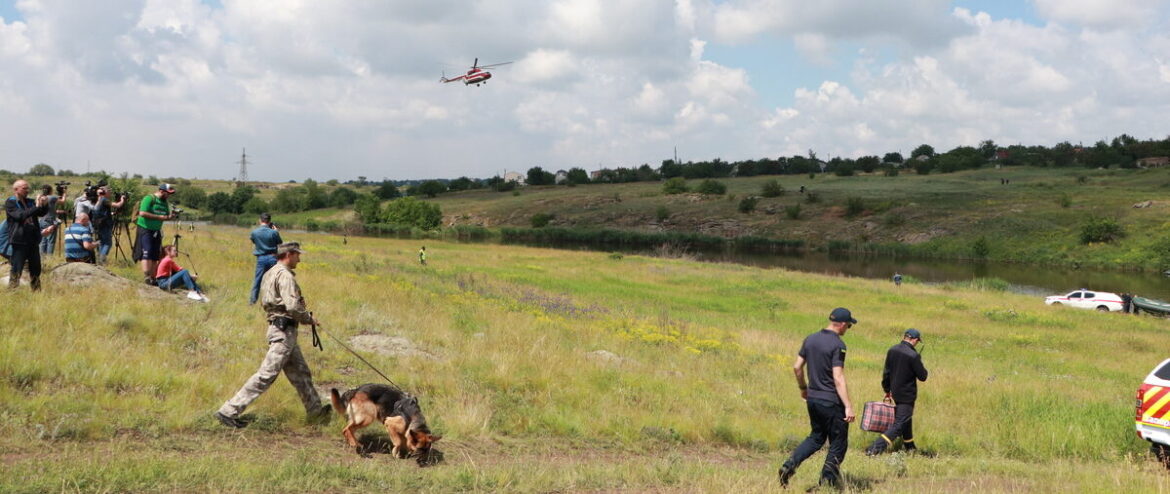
[199,294,211,303]
[187,291,203,300]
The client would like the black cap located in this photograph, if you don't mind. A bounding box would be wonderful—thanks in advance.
[829,307,857,324]
[260,212,271,222]
[904,328,922,340]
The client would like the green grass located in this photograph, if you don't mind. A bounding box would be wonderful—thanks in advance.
[2,224,1170,492]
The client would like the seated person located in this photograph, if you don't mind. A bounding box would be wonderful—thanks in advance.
[63,213,97,263]
[156,245,208,302]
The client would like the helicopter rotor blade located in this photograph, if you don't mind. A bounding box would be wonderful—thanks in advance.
[478,61,513,69]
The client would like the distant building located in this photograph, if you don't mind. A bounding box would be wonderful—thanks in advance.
[1137,157,1170,168]
[590,169,605,181]
[503,171,525,184]
[994,150,1011,161]
[554,170,568,184]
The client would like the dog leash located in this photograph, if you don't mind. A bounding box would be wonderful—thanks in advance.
[313,319,406,392]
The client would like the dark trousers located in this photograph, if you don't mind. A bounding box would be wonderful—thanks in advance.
[8,243,41,290]
[783,398,849,484]
[868,403,915,453]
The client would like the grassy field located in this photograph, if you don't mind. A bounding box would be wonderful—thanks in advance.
[3,224,1170,492]
[426,166,1170,270]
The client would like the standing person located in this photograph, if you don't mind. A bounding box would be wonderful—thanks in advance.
[63,213,97,263]
[157,245,208,302]
[5,180,49,290]
[893,272,903,286]
[1121,293,1134,314]
[216,242,330,428]
[248,213,282,305]
[419,245,427,265]
[779,308,857,489]
[37,185,62,255]
[135,184,177,284]
[92,186,125,265]
[865,329,929,456]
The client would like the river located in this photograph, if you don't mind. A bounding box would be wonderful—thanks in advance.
[688,250,1170,300]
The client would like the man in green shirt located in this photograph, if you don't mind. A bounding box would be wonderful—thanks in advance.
[136,183,177,284]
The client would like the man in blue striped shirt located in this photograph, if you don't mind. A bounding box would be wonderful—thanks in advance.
[64,213,97,263]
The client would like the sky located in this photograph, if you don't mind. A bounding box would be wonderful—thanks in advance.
[1,0,1168,182]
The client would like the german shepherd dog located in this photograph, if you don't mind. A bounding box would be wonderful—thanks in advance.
[329,384,441,459]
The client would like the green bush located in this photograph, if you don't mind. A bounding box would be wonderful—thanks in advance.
[760,179,784,198]
[804,192,820,204]
[785,204,801,220]
[662,177,688,195]
[531,213,555,228]
[305,219,320,232]
[971,236,990,258]
[737,196,759,213]
[1080,217,1125,244]
[383,197,443,230]
[845,197,864,217]
[1058,194,1072,208]
[883,166,899,177]
[695,179,726,195]
[882,212,906,227]
[655,206,670,222]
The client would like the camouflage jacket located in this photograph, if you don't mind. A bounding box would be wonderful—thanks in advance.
[260,263,312,325]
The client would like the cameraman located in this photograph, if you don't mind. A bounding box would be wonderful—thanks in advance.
[92,185,125,264]
[135,183,177,284]
[6,180,50,290]
[37,184,64,256]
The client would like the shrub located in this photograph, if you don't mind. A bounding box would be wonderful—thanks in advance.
[383,196,443,230]
[785,204,801,220]
[883,166,899,177]
[845,197,864,217]
[531,213,555,228]
[305,219,320,232]
[1080,217,1125,244]
[971,236,990,258]
[738,196,759,213]
[695,179,726,195]
[805,192,820,204]
[760,180,784,198]
[662,177,688,195]
[655,206,670,222]
[1058,193,1072,208]
[1077,175,1088,185]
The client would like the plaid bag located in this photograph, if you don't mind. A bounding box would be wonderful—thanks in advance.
[860,400,896,432]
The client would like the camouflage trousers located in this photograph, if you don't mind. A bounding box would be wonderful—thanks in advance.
[218,323,322,418]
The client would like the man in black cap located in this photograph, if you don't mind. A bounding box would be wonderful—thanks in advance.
[865,328,928,456]
[779,307,857,489]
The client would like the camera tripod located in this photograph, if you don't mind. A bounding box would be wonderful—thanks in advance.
[111,218,134,265]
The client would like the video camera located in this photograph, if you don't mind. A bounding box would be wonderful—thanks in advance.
[53,180,70,196]
[171,200,184,215]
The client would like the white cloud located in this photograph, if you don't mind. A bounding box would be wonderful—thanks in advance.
[1033,0,1169,30]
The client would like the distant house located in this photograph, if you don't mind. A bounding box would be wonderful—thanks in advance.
[994,150,1010,161]
[1137,156,1170,168]
[590,170,605,180]
[503,171,525,184]
[554,170,568,184]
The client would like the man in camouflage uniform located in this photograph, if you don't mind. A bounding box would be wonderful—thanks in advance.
[215,241,330,428]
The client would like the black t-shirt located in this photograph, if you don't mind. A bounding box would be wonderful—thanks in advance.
[799,329,847,404]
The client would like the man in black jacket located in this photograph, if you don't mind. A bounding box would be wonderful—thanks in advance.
[6,180,50,290]
[865,328,928,456]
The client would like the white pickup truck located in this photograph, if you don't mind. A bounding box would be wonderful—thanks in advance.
[1137,358,1170,468]
[1044,289,1124,312]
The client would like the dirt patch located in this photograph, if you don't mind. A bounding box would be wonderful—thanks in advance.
[349,334,438,360]
[586,350,633,366]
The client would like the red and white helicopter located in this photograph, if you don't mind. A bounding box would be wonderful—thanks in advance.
[440,58,513,87]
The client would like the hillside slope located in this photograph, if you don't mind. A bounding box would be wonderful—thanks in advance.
[2,225,1169,492]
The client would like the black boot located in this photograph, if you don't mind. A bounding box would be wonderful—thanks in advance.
[778,463,796,487]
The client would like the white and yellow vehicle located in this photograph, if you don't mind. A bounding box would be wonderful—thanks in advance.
[1137,358,1170,468]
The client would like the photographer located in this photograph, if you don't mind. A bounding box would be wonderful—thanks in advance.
[248,213,282,305]
[135,183,177,284]
[37,184,65,255]
[5,180,50,290]
[92,185,126,264]
[63,212,97,263]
